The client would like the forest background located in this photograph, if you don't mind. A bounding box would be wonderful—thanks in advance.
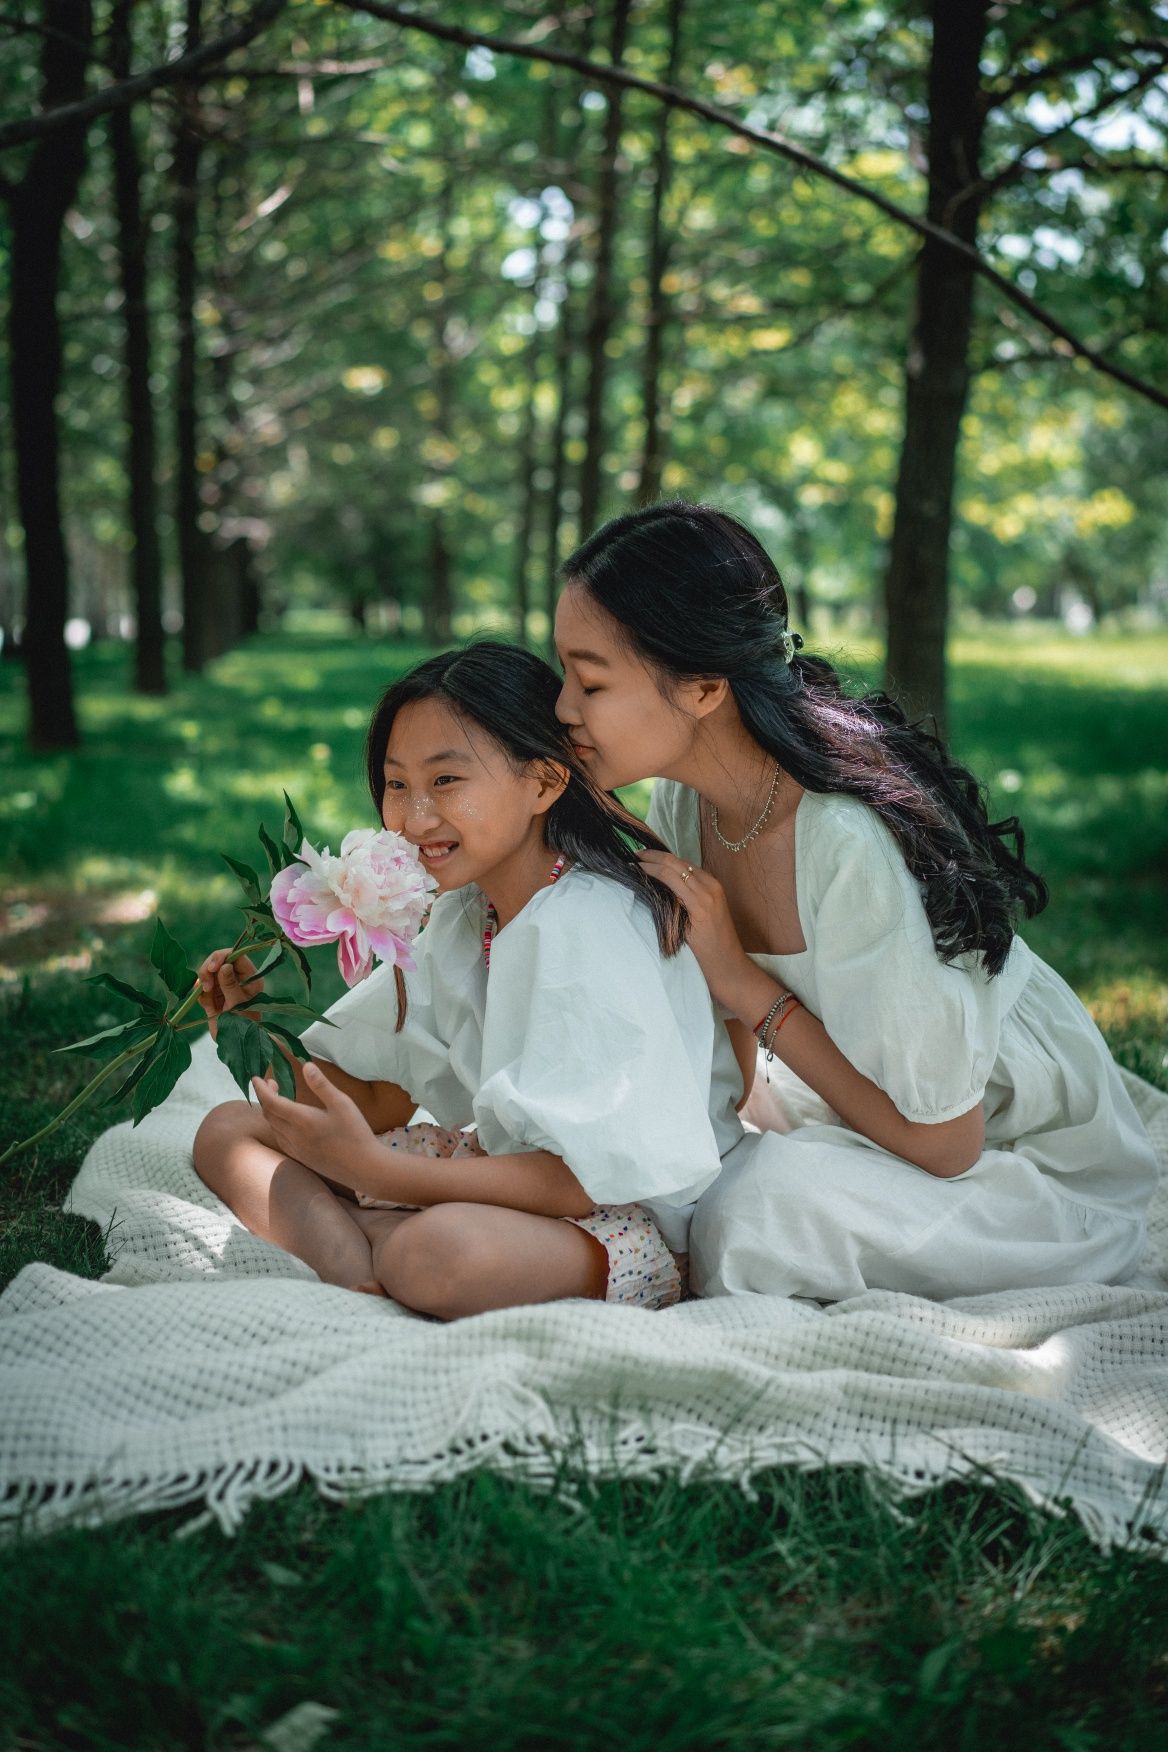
[1,0,1166,752]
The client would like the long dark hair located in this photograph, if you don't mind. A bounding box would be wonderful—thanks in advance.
[365,640,687,959]
[565,502,1047,976]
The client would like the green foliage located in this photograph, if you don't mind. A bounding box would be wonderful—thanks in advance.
[2,1469,1167,1748]
[148,916,197,1001]
[1,1,1163,649]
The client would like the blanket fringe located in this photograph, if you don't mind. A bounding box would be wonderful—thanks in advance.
[3,1417,1165,1556]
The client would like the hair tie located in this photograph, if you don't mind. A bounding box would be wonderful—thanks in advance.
[779,628,804,664]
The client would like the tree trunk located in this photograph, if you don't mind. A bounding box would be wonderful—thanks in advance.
[511,89,560,643]
[882,0,990,734]
[577,0,631,539]
[5,0,94,750]
[109,0,166,695]
[541,12,597,642]
[425,518,453,645]
[423,161,456,644]
[0,379,19,659]
[512,277,541,643]
[173,0,209,673]
[637,0,685,504]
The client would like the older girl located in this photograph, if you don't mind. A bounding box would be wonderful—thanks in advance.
[193,642,742,1317]
[554,501,1157,1302]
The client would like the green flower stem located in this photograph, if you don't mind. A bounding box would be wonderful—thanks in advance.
[0,1038,154,1168]
[0,937,285,1170]
[165,936,281,1032]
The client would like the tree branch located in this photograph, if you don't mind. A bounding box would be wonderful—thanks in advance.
[0,0,287,151]
[984,34,1168,109]
[333,0,1168,413]
[973,55,1168,203]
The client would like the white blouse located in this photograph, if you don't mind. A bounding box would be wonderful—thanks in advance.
[647,779,1035,1126]
[300,866,744,1250]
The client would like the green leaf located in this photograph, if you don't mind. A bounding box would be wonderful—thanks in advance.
[242,902,275,935]
[266,1039,298,1100]
[283,938,312,999]
[216,1012,277,1098]
[260,1019,313,1061]
[130,1028,193,1126]
[282,792,306,859]
[258,822,290,879]
[149,918,197,1002]
[221,853,263,904]
[104,1040,161,1107]
[56,1017,158,1058]
[87,971,165,1016]
[245,994,335,1025]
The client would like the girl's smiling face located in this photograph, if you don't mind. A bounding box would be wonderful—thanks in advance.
[554,581,718,790]
[380,697,556,894]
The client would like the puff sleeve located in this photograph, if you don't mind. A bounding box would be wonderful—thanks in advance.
[299,892,482,1131]
[802,798,1010,1126]
[471,873,724,1249]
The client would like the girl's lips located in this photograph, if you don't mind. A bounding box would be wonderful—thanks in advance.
[570,741,596,757]
[417,841,459,864]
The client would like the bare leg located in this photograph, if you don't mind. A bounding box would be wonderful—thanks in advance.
[193,1101,376,1289]
[372,1202,609,1319]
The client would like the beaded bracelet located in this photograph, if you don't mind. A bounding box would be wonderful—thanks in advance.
[755,990,800,1072]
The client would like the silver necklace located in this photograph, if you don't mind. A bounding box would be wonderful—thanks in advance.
[710,763,782,853]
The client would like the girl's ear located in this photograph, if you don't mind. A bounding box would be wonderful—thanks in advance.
[679,675,729,719]
[532,760,571,815]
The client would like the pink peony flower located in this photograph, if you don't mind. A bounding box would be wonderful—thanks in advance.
[269,828,438,986]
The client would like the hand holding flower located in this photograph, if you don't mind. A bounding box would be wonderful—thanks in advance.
[197,949,264,1039]
[0,796,436,1167]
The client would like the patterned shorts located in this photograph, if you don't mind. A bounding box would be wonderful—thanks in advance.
[358,1122,683,1312]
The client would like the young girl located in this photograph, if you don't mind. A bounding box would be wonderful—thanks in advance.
[192,641,743,1318]
[554,500,1158,1303]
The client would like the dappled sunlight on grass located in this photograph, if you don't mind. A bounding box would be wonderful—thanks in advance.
[1,628,1165,1006]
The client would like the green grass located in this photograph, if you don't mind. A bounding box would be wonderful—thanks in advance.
[2,1471,1168,1751]
[1,624,1166,1748]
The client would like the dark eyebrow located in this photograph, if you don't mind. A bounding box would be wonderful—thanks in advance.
[562,648,611,667]
[383,749,474,767]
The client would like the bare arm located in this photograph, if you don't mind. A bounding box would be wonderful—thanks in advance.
[725,1017,757,1111]
[722,960,984,1178]
[637,855,984,1179]
[252,1064,596,1218]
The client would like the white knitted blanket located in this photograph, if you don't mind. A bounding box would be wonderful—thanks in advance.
[2,1036,1166,1547]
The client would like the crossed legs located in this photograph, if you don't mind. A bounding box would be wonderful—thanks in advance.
[193,1101,608,1317]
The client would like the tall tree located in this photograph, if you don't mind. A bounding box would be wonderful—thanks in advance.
[541,10,597,639]
[577,0,631,538]
[1,0,93,749]
[882,0,990,731]
[173,0,210,672]
[109,0,166,694]
[637,0,685,504]
[422,155,457,645]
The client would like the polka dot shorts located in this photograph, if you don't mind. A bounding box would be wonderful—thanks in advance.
[358,1122,684,1311]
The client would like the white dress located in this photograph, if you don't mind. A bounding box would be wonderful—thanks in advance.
[300,866,744,1253]
[647,780,1158,1300]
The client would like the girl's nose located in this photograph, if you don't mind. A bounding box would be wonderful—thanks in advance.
[407,792,442,832]
[554,685,579,726]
